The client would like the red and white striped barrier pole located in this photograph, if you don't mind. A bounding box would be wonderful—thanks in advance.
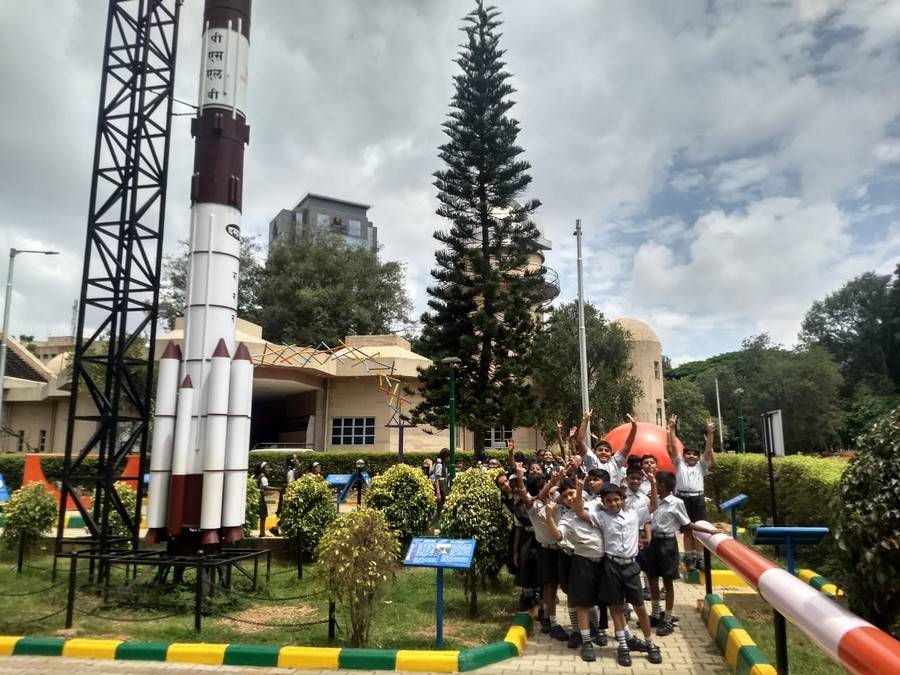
[694,522,900,675]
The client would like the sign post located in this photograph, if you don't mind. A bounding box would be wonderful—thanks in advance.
[404,537,477,648]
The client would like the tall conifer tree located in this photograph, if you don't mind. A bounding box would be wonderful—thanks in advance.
[413,0,548,460]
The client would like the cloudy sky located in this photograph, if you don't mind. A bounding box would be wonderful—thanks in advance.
[1,0,899,364]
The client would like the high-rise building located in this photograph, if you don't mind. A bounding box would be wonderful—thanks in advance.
[269,193,377,251]
[613,317,666,426]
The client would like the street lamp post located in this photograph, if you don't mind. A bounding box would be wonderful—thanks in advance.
[735,388,746,453]
[441,357,461,484]
[0,248,60,436]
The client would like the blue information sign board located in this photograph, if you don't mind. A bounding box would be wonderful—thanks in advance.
[404,537,477,569]
[403,537,476,647]
[325,472,370,488]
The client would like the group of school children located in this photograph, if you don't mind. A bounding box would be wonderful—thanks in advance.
[495,412,721,666]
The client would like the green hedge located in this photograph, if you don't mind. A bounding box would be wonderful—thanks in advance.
[0,455,100,492]
[706,453,847,527]
[248,450,511,486]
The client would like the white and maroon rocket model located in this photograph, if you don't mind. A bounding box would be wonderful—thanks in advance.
[146,0,254,546]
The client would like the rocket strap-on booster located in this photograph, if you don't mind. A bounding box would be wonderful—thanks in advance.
[148,0,254,545]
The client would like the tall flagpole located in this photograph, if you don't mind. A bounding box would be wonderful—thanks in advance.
[715,377,724,449]
[575,220,590,412]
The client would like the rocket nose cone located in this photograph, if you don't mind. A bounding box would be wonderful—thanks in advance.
[212,338,231,358]
[233,342,252,361]
[180,375,193,388]
[161,341,183,360]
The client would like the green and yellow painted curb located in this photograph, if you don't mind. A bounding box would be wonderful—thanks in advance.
[685,568,750,587]
[797,569,844,597]
[701,594,775,675]
[0,611,533,671]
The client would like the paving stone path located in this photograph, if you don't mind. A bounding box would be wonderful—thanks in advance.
[0,577,727,674]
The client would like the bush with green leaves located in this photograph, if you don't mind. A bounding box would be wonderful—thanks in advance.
[317,508,399,647]
[366,463,435,550]
[107,482,137,538]
[439,467,511,616]
[278,474,336,555]
[244,475,260,535]
[832,406,900,636]
[1,482,57,550]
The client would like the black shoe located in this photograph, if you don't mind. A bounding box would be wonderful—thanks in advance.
[656,618,674,637]
[627,636,648,652]
[550,624,569,641]
[540,618,551,634]
[580,642,596,662]
[567,631,581,649]
[647,642,662,664]
[592,630,608,647]
[616,647,632,667]
[650,614,661,627]
[670,614,680,623]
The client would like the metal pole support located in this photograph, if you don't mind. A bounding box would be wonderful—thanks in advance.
[65,554,78,629]
[703,548,713,596]
[16,532,25,574]
[194,560,204,632]
[328,601,336,641]
[773,610,789,674]
[296,539,303,580]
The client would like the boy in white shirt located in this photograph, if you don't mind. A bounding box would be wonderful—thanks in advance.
[667,415,717,570]
[645,471,722,636]
[574,473,662,666]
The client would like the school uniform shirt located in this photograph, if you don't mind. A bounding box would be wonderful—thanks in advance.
[589,503,650,559]
[674,456,708,494]
[557,502,605,559]
[596,451,626,483]
[639,478,652,495]
[581,448,601,473]
[651,494,691,536]
[624,488,649,513]
[528,501,558,547]
[553,503,576,554]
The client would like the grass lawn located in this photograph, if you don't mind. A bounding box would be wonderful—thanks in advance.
[723,593,843,675]
[0,548,517,650]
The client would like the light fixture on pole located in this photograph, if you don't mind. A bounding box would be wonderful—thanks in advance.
[734,387,746,453]
[0,248,60,437]
[441,357,461,483]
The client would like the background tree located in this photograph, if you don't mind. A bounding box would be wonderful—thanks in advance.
[800,270,896,392]
[413,0,547,460]
[255,232,412,346]
[159,235,264,330]
[663,378,713,449]
[530,302,640,437]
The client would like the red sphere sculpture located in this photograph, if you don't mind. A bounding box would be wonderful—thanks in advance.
[602,422,682,475]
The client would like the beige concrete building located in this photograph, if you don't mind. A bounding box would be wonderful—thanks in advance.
[613,317,665,426]
[155,319,546,454]
[0,335,97,453]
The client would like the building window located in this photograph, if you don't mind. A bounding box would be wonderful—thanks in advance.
[654,361,660,380]
[16,431,25,452]
[656,400,663,427]
[484,427,513,449]
[294,211,305,225]
[349,219,361,237]
[331,417,375,445]
[317,212,330,227]
[39,430,47,453]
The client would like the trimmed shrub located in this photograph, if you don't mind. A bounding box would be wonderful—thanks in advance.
[366,463,436,550]
[439,467,512,616]
[832,407,900,636]
[244,475,260,535]
[278,474,336,556]
[107,482,137,538]
[317,508,399,647]
[1,482,57,550]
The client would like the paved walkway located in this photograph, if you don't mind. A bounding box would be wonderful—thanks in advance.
[0,578,726,674]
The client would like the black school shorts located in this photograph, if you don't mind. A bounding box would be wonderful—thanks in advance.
[558,550,573,593]
[642,536,680,580]
[539,545,560,585]
[567,554,605,608]
[681,494,707,522]
[515,530,541,589]
[598,558,643,607]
